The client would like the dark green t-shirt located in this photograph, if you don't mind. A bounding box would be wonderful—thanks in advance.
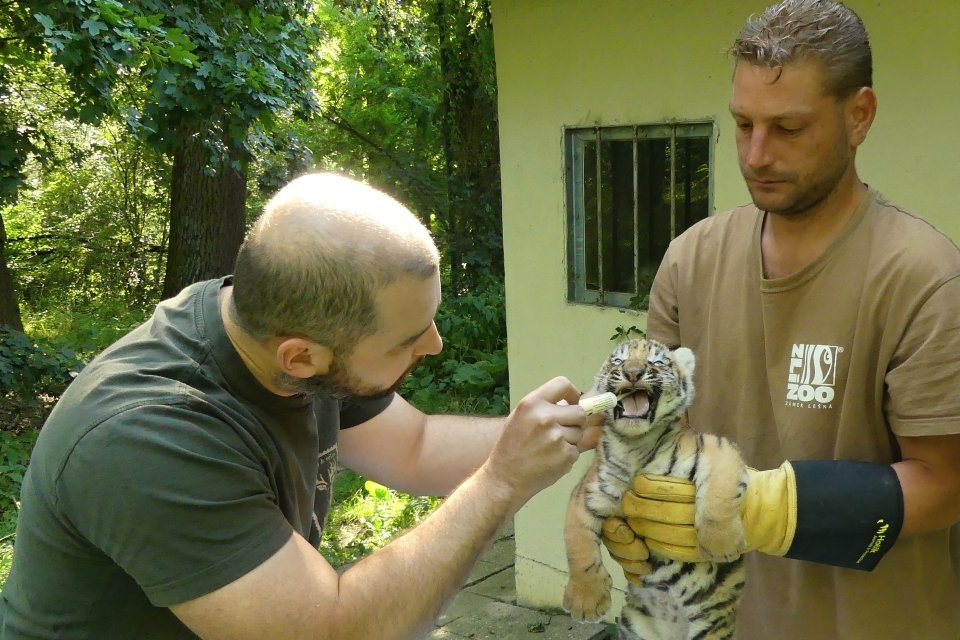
[0,278,393,639]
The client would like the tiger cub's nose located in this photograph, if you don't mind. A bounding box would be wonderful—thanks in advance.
[623,364,645,384]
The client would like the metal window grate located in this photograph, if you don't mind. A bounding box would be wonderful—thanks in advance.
[566,122,714,309]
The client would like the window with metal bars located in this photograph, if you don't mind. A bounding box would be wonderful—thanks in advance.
[565,122,713,308]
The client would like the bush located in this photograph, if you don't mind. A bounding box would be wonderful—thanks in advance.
[401,275,508,415]
[0,430,37,539]
[0,326,84,432]
[23,299,149,358]
[0,327,87,539]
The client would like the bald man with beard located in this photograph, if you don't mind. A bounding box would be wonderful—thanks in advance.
[0,173,600,640]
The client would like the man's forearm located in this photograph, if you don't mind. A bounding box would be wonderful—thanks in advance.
[413,415,505,495]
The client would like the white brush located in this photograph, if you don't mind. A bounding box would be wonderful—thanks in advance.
[579,391,618,416]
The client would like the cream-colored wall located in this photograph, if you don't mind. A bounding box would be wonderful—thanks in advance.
[491,0,960,613]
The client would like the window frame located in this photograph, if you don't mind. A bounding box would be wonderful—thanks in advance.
[564,121,715,308]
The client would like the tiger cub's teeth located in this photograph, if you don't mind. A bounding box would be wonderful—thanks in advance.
[579,392,618,416]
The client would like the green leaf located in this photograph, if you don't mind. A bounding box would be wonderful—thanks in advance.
[33,13,54,33]
[81,19,108,37]
[168,46,199,67]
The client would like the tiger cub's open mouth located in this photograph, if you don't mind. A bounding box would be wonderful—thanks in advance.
[614,390,653,420]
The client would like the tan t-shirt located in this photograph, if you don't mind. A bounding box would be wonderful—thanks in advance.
[648,189,960,639]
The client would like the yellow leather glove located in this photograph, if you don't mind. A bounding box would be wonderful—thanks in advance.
[602,463,798,564]
[600,517,651,585]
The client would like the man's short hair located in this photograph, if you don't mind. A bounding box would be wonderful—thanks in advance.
[730,0,872,98]
[229,173,440,355]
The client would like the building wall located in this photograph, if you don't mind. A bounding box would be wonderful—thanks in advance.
[491,0,960,613]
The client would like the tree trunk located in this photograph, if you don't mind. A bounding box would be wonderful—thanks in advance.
[161,128,248,299]
[0,211,24,331]
[433,0,503,295]
[435,0,461,295]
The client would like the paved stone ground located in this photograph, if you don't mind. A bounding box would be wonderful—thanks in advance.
[429,523,612,640]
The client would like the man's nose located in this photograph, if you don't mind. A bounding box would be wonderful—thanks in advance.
[415,322,443,357]
[744,128,773,170]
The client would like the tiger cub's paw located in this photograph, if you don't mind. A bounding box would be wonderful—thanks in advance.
[696,516,746,562]
[562,567,613,622]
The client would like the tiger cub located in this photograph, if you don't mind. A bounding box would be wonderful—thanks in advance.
[563,338,747,640]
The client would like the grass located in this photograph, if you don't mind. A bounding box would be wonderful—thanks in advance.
[23,303,149,360]
[321,469,441,568]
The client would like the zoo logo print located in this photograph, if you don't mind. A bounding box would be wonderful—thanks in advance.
[785,343,843,409]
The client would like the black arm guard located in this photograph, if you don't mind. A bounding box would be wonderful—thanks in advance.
[785,460,903,571]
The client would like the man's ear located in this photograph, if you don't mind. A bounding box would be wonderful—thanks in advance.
[846,86,876,148]
[275,337,333,379]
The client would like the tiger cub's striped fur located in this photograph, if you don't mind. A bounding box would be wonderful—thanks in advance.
[563,338,747,640]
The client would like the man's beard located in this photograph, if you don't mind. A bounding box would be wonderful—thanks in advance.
[742,123,851,217]
[274,356,424,400]
[745,164,843,217]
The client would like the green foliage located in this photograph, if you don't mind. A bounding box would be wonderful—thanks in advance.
[0,326,87,547]
[24,301,150,356]
[401,275,508,415]
[0,5,60,201]
[0,541,12,587]
[0,326,84,423]
[320,469,441,568]
[290,0,502,294]
[610,324,645,343]
[304,1,444,208]
[0,430,38,539]
[430,0,503,292]
[23,0,320,163]
[5,0,324,306]
[5,119,170,309]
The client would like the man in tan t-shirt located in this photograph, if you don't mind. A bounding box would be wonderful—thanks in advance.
[602,1,960,638]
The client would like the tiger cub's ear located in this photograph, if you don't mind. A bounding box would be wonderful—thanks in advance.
[672,347,695,377]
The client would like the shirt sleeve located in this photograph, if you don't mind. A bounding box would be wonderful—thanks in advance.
[55,402,295,607]
[885,275,960,436]
[647,243,682,347]
[337,393,396,429]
